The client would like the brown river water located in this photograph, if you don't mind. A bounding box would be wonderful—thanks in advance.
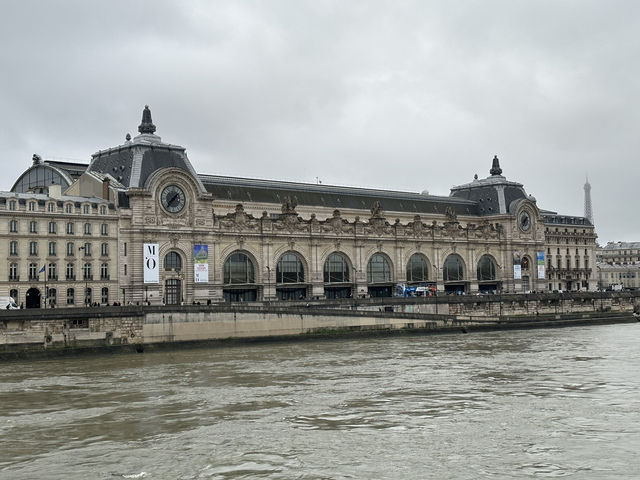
[1,323,640,479]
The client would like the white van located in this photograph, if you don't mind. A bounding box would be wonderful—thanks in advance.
[0,296,19,310]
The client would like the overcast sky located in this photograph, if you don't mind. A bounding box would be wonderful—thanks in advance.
[1,0,638,244]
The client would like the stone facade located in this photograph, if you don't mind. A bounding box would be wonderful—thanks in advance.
[0,189,119,307]
[596,241,640,290]
[0,107,598,307]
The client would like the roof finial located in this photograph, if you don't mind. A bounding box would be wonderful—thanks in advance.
[138,105,156,134]
[490,155,502,176]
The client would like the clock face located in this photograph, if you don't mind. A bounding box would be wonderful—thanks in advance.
[519,211,531,232]
[161,185,186,213]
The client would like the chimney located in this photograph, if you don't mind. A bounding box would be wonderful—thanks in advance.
[102,178,110,200]
[48,184,62,199]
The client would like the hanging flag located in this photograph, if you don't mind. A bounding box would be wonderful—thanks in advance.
[39,265,46,274]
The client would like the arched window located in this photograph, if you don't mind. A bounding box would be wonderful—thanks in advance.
[324,253,350,283]
[48,288,56,306]
[477,255,497,281]
[164,252,182,271]
[443,255,464,282]
[276,252,305,283]
[223,252,255,284]
[521,257,530,271]
[406,254,428,282]
[367,254,391,283]
[9,289,18,301]
[101,287,109,304]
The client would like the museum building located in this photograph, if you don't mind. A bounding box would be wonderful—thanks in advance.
[0,107,597,307]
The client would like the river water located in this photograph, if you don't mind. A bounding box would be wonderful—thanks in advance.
[1,323,640,479]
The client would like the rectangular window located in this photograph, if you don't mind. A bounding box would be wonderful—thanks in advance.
[101,243,108,256]
[67,222,74,235]
[29,221,37,233]
[29,241,38,256]
[9,200,16,211]
[9,220,17,232]
[28,202,35,211]
[9,263,18,281]
[101,223,108,235]
[65,204,73,213]
[83,243,91,256]
[9,241,18,256]
[83,263,92,280]
[48,263,57,280]
[83,204,90,214]
[67,288,74,305]
[66,242,74,256]
[49,221,56,234]
[101,263,109,280]
[100,205,107,215]
[29,263,38,280]
[48,241,56,256]
[84,223,91,235]
[124,242,127,256]
[48,203,55,212]
[66,263,75,280]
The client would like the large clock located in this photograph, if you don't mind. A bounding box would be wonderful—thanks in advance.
[519,211,531,232]
[161,185,186,213]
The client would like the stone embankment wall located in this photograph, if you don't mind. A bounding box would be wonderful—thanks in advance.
[1,292,638,358]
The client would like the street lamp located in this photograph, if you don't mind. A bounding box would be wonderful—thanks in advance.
[79,246,89,306]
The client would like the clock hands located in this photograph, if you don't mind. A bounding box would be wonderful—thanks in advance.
[168,192,180,206]
[162,185,185,212]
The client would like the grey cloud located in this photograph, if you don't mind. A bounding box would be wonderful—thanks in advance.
[0,0,638,242]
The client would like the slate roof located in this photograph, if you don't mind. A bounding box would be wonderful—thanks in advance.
[199,174,480,216]
[86,107,205,192]
[449,158,529,216]
[600,241,640,250]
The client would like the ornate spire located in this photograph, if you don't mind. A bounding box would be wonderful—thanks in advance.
[490,155,502,176]
[138,105,156,134]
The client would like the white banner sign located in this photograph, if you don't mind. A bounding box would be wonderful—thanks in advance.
[194,244,209,283]
[144,243,159,283]
[513,264,522,280]
[538,265,545,279]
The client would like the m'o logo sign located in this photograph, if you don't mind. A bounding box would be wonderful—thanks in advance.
[144,243,159,283]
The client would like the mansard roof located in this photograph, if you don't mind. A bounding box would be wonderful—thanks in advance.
[11,155,88,193]
[86,106,205,192]
[600,241,640,250]
[449,156,529,215]
[541,210,593,227]
[199,174,480,216]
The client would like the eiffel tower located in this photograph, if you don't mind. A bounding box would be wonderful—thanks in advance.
[584,176,594,224]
